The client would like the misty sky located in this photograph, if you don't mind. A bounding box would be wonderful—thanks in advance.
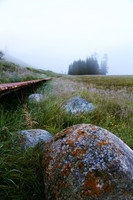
[0,0,133,75]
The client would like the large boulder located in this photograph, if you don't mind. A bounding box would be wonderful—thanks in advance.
[61,96,95,114]
[42,124,133,200]
[28,94,44,103]
[17,129,52,149]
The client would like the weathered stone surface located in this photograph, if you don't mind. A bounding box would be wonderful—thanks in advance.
[61,96,95,114]
[28,94,44,103]
[17,129,52,148]
[42,124,133,200]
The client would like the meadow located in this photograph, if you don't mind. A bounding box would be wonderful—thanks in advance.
[0,60,59,84]
[0,73,133,199]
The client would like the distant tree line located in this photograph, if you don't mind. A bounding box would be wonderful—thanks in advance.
[68,54,108,75]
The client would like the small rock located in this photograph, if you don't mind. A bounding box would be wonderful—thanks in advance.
[42,124,133,200]
[28,94,44,103]
[17,129,52,149]
[61,96,95,114]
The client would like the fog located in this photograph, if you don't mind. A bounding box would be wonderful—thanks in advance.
[0,0,133,75]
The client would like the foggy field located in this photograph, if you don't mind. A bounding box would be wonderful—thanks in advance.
[0,75,133,199]
[67,75,133,88]
[1,0,133,198]
[48,75,133,143]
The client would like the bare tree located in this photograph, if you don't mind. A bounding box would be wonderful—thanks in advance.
[100,54,108,75]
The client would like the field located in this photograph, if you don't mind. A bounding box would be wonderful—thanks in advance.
[0,74,133,199]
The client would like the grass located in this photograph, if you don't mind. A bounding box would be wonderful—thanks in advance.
[0,105,45,200]
[0,60,60,83]
[0,74,133,199]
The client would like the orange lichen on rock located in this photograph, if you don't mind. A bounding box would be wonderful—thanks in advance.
[81,172,99,197]
[81,172,112,198]
[54,127,72,141]
[81,148,86,155]
[67,183,70,188]
[66,139,74,147]
[63,163,70,172]
[75,129,88,140]
[72,149,78,157]
[45,156,51,169]
[61,163,72,177]
[42,124,133,199]
[77,161,83,168]
[96,140,107,148]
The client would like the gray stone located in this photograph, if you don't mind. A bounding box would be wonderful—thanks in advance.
[61,96,95,114]
[17,129,52,148]
[28,94,44,103]
[42,124,133,200]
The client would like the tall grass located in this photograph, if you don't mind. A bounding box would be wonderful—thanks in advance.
[0,104,45,200]
[0,75,133,199]
[28,77,133,148]
[0,61,60,84]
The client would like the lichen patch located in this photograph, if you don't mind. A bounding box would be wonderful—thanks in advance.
[42,124,133,200]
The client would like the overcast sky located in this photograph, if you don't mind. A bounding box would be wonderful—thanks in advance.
[0,0,133,75]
